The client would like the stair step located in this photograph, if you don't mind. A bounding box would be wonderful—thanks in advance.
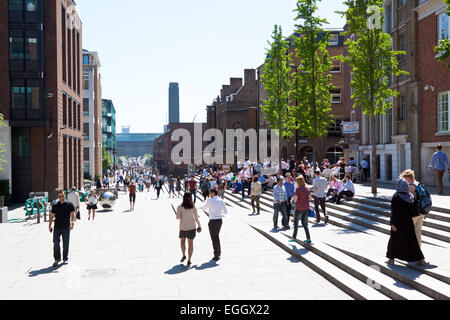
[327,244,450,300]
[277,233,431,300]
[250,225,389,300]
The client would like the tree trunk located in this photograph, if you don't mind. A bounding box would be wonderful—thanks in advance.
[279,116,283,175]
[371,114,377,195]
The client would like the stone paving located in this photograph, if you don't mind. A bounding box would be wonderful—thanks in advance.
[0,189,352,300]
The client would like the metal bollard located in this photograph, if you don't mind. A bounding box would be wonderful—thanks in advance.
[35,196,40,224]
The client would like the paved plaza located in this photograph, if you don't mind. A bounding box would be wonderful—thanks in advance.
[0,189,352,300]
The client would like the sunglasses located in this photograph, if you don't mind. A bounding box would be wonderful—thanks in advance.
[58,195,65,198]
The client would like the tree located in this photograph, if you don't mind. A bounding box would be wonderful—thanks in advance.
[290,0,334,156]
[339,0,408,194]
[0,114,6,172]
[102,146,112,174]
[261,25,294,173]
[434,0,450,67]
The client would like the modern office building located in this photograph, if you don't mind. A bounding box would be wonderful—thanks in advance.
[0,0,83,202]
[82,49,102,180]
[102,99,117,169]
[169,82,180,123]
[117,132,162,158]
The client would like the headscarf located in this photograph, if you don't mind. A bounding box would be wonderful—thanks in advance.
[395,178,414,203]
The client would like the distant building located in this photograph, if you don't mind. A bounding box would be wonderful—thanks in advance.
[169,82,180,123]
[122,125,130,134]
[82,49,103,180]
[102,99,117,169]
[116,133,162,158]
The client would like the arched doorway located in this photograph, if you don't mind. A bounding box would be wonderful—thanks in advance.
[326,147,344,164]
[300,147,314,163]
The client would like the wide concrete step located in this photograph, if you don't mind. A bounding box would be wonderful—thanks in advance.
[323,202,450,244]
[327,244,450,300]
[351,196,450,224]
[250,225,388,300]
[323,206,449,248]
[277,233,431,300]
[357,195,450,215]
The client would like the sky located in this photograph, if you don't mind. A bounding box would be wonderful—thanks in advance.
[76,0,346,134]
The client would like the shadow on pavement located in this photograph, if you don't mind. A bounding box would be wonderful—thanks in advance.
[193,261,219,271]
[164,264,189,275]
[28,264,63,277]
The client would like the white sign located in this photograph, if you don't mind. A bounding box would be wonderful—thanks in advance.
[343,122,360,134]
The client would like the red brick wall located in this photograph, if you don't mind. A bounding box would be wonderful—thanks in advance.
[419,12,450,143]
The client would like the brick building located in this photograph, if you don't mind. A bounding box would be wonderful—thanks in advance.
[0,0,83,202]
[417,0,450,187]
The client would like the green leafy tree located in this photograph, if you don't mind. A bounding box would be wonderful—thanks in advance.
[434,0,450,67]
[261,25,294,173]
[339,0,408,194]
[102,145,112,173]
[290,0,334,150]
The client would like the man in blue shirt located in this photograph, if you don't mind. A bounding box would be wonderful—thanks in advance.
[273,179,289,230]
[428,144,450,195]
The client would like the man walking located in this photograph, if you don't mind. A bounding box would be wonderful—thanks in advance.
[428,144,450,195]
[313,169,329,224]
[361,158,369,182]
[49,190,76,267]
[202,189,228,262]
[188,176,198,203]
[273,178,289,230]
[67,186,81,220]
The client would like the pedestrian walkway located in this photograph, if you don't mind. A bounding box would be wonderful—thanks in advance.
[0,189,351,300]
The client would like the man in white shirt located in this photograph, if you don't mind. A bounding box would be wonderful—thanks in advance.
[360,158,369,182]
[202,189,228,261]
[336,174,356,204]
[67,186,81,220]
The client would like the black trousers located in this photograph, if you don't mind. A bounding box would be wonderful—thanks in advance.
[208,219,223,259]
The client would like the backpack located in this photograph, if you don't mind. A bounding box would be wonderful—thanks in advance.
[416,183,432,214]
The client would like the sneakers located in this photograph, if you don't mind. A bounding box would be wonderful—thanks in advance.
[288,239,296,243]
[304,240,312,244]
[180,256,187,263]
[52,260,61,267]
[212,257,220,262]
[63,259,69,264]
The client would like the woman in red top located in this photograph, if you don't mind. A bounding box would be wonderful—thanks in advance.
[290,176,312,243]
[128,180,137,212]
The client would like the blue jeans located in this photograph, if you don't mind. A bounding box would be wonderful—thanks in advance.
[292,210,310,240]
[53,228,70,261]
[190,189,197,203]
[273,202,288,228]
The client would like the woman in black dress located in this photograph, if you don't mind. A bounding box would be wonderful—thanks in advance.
[386,179,425,266]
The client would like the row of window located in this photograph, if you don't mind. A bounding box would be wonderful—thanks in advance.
[11,85,39,110]
[9,36,38,61]
[8,0,39,23]
[62,94,81,131]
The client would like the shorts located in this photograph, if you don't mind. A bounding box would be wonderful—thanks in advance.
[129,193,136,203]
[87,204,97,210]
[179,229,196,240]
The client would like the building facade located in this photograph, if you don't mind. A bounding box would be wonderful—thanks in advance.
[169,82,180,123]
[0,0,83,202]
[417,0,450,187]
[117,133,162,158]
[82,49,102,180]
[102,99,117,169]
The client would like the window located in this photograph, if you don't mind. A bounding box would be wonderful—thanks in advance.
[438,92,449,132]
[25,0,37,11]
[331,60,341,73]
[385,2,393,33]
[83,123,89,140]
[12,135,30,159]
[399,0,406,6]
[331,89,341,104]
[25,38,38,60]
[400,34,407,59]
[26,87,39,109]
[326,147,344,164]
[400,96,407,121]
[83,74,89,90]
[328,34,339,46]
[9,0,23,11]
[351,110,356,122]
[84,148,89,161]
[9,37,24,60]
[83,54,90,65]
[12,87,25,109]
[83,98,89,115]
[438,12,449,41]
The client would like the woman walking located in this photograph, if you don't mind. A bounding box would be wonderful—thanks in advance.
[129,180,137,212]
[176,193,202,266]
[386,178,425,266]
[155,176,163,200]
[290,176,312,244]
[250,175,262,215]
[201,177,211,201]
[85,189,98,221]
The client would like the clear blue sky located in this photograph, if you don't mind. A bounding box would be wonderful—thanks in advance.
[76,0,346,134]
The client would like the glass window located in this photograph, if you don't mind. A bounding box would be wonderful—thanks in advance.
[26,87,40,109]
[438,13,449,41]
[12,135,30,158]
[400,0,406,6]
[331,60,341,73]
[83,74,89,90]
[400,34,407,59]
[83,55,90,65]
[400,96,407,120]
[331,89,341,104]
[83,123,89,140]
[12,87,25,109]
[25,38,38,60]
[25,0,37,11]
[438,92,449,132]
[84,148,89,161]
[83,98,89,115]
[9,37,24,59]
[9,0,23,11]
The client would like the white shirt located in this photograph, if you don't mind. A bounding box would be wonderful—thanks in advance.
[202,196,228,220]
[244,161,250,169]
[67,191,80,208]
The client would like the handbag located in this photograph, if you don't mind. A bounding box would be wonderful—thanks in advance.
[308,208,316,218]
[76,210,81,220]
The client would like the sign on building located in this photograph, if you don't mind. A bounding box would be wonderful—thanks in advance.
[342,122,360,134]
